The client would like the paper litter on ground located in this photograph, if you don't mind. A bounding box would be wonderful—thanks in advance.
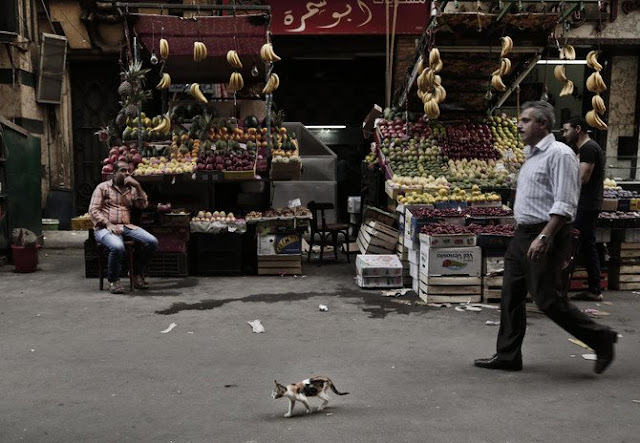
[381,288,409,297]
[427,303,451,308]
[454,306,466,312]
[160,322,177,334]
[318,304,328,311]
[568,338,592,350]
[581,353,597,361]
[465,305,482,312]
[632,400,640,404]
[485,320,500,326]
[470,303,499,310]
[583,308,610,318]
[247,319,265,333]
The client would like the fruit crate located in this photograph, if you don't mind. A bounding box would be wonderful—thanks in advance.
[154,234,188,253]
[270,161,301,180]
[224,158,257,181]
[146,252,188,277]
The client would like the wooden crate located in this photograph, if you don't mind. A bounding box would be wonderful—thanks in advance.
[418,274,482,303]
[257,254,302,275]
[71,217,93,231]
[483,276,503,302]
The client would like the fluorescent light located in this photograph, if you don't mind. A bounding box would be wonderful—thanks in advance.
[537,60,588,65]
[305,125,346,129]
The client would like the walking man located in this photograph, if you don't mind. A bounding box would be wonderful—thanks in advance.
[474,101,617,374]
[562,116,606,301]
[89,161,158,294]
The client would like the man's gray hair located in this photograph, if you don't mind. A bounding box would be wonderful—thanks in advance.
[521,100,556,130]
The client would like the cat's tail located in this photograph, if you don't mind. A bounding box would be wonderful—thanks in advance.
[330,382,349,396]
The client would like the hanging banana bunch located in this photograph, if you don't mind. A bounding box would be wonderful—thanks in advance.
[262,73,279,94]
[156,72,171,90]
[584,50,607,130]
[159,38,169,59]
[226,50,243,69]
[491,36,513,92]
[260,43,281,63]
[416,48,446,120]
[190,83,208,104]
[554,45,575,97]
[228,72,245,93]
[193,41,207,62]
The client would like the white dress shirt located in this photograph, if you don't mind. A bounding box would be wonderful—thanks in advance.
[513,133,580,225]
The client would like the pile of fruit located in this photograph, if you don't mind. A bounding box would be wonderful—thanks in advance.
[101,145,142,176]
[270,128,300,164]
[134,155,197,176]
[192,210,238,223]
[396,185,502,206]
[376,114,524,191]
[122,113,172,142]
[467,223,516,236]
[420,223,473,235]
[603,188,640,199]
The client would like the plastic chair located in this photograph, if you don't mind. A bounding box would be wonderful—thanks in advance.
[307,201,350,263]
[97,240,135,291]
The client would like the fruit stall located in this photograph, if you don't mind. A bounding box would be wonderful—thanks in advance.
[83,4,317,278]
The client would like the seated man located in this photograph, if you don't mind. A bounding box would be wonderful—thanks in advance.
[89,161,158,294]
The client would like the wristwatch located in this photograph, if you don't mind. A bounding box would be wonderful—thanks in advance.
[537,233,550,244]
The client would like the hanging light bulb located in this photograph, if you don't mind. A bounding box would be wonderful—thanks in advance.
[485,90,493,100]
[150,51,158,65]
[251,64,259,77]
[540,85,549,102]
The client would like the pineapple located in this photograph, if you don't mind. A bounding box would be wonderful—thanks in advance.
[118,61,149,97]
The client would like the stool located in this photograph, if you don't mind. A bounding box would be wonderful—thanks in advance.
[97,240,135,291]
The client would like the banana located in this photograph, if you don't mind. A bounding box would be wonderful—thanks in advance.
[150,116,167,133]
[226,50,242,69]
[155,73,171,90]
[559,80,574,97]
[229,72,245,92]
[262,73,279,94]
[586,72,607,94]
[586,50,603,71]
[194,42,207,62]
[491,74,506,91]
[586,110,607,130]
[500,58,512,76]
[434,85,447,104]
[434,74,442,87]
[424,99,440,120]
[562,45,576,61]
[416,59,424,74]
[159,39,169,59]
[554,65,567,82]
[592,94,606,115]
[500,36,513,57]
[190,83,207,103]
[429,48,441,67]
[260,43,281,63]
[431,59,443,74]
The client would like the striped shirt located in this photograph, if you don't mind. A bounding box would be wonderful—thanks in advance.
[513,133,580,225]
[89,180,148,230]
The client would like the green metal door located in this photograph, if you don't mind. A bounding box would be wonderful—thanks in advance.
[0,120,42,250]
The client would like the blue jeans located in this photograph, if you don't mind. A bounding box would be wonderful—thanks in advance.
[95,227,159,282]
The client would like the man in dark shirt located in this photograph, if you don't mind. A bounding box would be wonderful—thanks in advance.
[562,116,606,301]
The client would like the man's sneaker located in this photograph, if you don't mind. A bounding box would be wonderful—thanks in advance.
[133,275,149,290]
[109,281,125,294]
[570,291,603,302]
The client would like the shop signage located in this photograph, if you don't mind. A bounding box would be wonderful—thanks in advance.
[268,1,430,35]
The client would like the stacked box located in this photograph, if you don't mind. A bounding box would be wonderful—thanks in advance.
[357,220,398,254]
[355,254,403,288]
[482,256,505,302]
[613,242,640,290]
[569,268,608,291]
[257,255,302,275]
[418,243,482,303]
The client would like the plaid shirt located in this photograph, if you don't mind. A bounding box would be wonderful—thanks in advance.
[89,180,148,230]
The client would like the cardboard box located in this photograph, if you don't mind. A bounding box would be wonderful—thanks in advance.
[348,196,362,214]
[483,256,505,276]
[419,246,482,277]
[356,274,403,288]
[355,254,403,277]
[419,233,477,248]
[601,198,618,212]
[257,233,302,256]
[362,206,396,226]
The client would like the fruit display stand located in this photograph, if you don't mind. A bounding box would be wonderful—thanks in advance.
[249,208,311,276]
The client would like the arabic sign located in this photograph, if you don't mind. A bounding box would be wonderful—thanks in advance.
[269,0,430,35]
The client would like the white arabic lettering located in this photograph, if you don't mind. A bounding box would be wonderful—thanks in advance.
[284,10,294,26]
[373,0,427,3]
[286,1,327,33]
[356,0,373,27]
[317,4,353,29]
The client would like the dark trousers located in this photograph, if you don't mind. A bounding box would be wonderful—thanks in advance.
[572,210,602,293]
[497,224,610,362]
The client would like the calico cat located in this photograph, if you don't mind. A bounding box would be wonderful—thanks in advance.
[271,376,349,418]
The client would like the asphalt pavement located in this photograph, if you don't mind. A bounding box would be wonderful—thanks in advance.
[0,237,639,443]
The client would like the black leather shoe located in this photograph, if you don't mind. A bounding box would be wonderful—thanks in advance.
[474,354,522,371]
[594,330,618,375]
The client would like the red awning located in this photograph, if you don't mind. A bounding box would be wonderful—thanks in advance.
[131,13,269,83]
[132,13,268,57]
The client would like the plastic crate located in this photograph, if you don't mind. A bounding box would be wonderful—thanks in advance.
[146,252,188,277]
[155,234,188,253]
[192,232,243,252]
[84,240,128,279]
